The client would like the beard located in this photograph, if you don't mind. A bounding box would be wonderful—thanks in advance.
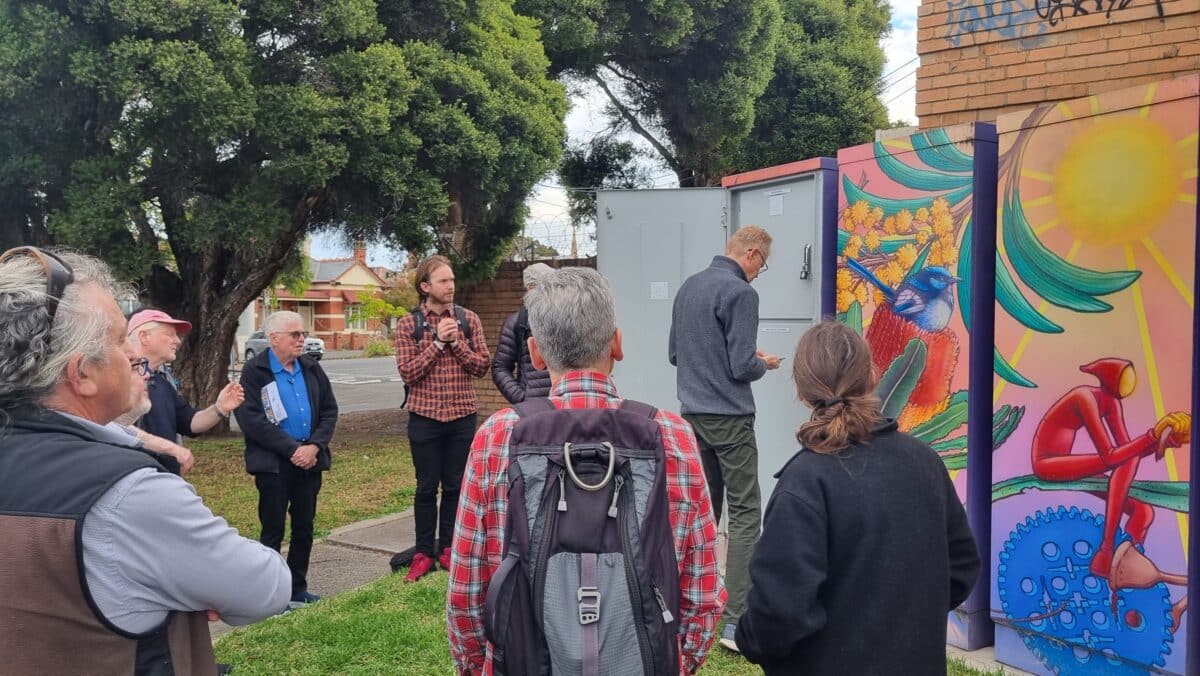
[115,394,153,427]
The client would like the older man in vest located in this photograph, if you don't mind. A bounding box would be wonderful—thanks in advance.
[0,247,291,675]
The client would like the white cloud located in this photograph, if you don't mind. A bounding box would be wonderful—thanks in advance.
[882,0,920,124]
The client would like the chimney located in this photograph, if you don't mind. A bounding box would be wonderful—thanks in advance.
[353,240,367,265]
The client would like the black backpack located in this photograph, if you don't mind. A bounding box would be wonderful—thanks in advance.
[400,305,473,410]
[482,397,681,675]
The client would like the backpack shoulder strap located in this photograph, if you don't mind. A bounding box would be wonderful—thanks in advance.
[513,397,555,418]
[513,306,530,352]
[409,307,426,342]
[454,304,472,341]
[618,399,658,420]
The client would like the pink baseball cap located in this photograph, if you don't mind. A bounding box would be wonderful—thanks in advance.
[127,309,193,335]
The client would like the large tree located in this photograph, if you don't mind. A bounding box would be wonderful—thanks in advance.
[518,0,890,185]
[738,0,891,167]
[0,0,566,402]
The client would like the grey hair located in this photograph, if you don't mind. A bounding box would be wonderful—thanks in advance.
[265,310,304,333]
[0,250,128,409]
[524,268,616,372]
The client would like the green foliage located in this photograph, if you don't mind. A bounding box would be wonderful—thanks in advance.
[0,0,567,400]
[355,288,408,323]
[557,137,650,229]
[362,338,396,358]
[737,0,891,167]
[506,235,559,261]
[519,0,890,184]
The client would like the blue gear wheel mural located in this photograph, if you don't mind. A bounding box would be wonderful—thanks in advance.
[998,506,1174,674]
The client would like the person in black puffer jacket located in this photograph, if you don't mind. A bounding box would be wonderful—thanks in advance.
[491,262,553,403]
[735,321,980,675]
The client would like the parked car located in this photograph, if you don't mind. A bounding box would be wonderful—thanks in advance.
[244,331,325,361]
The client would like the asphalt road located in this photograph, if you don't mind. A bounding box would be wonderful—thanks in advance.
[320,356,405,413]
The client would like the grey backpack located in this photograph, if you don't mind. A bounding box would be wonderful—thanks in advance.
[483,398,681,675]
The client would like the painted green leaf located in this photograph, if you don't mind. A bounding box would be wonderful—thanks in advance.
[843,175,974,218]
[1002,189,1140,311]
[844,301,862,335]
[996,251,1062,333]
[994,346,1036,388]
[874,142,973,192]
[940,450,968,470]
[877,339,927,419]
[992,476,1189,513]
[911,128,975,174]
[932,436,968,452]
[992,404,1025,449]
[911,390,969,442]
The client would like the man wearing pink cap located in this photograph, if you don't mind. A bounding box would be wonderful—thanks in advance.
[127,309,244,452]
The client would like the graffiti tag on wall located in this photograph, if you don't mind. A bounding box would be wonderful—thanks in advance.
[945,0,1164,46]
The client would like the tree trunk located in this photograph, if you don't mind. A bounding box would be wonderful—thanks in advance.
[148,191,322,423]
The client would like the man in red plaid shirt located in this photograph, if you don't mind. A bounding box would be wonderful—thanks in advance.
[396,255,490,583]
[447,267,725,675]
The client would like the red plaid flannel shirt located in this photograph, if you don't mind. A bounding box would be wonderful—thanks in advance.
[395,305,490,421]
[446,371,725,675]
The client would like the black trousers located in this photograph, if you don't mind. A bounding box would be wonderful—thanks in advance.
[407,412,476,556]
[255,462,323,597]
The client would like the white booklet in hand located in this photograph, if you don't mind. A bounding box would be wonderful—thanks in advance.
[261,382,289,426]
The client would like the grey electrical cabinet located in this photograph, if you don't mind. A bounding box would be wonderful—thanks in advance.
[596,188,727,413]
[724,160,837,500]
[597,160,836,503]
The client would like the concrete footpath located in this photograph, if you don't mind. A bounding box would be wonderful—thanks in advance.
[212,510,1028,674]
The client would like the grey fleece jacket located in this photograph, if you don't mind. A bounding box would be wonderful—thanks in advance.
[669,255,767,415]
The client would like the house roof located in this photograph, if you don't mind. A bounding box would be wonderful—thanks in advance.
[312,258,355,283]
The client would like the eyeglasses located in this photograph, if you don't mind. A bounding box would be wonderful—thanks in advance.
[271,330,309,340]
[0,246,75,324]
[754,249,769,273]
[130,358,151,377]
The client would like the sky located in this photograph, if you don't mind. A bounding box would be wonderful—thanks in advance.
[313,0,920,265]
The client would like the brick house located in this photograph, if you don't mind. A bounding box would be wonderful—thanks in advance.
[257,244,403,350]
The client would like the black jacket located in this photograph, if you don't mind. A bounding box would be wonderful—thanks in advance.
[138,369,199,441]
[491,308,550,404]
[736,421,980,676]
[235,351,338,475]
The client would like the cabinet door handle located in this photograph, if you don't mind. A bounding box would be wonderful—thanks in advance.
[800,243,811,280]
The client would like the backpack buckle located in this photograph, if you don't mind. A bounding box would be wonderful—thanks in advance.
[577,586,601,625]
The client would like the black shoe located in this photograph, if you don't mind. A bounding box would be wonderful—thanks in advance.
[216,664,233,674]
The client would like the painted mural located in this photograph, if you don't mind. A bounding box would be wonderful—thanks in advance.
[836,125,1007,648]
[991,78,1196,674]
[837,128,1014,484]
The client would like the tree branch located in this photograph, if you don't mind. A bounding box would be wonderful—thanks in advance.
[589,73,678,172]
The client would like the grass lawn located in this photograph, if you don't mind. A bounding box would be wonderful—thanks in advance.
[216,572,1007,675]
[188,412,415,540]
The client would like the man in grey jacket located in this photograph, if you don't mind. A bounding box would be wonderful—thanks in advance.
[0,247,291,675]
[668,225,781,652]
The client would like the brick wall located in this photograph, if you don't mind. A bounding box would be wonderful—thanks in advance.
[916,0,1200,128]
[456,258,597,419]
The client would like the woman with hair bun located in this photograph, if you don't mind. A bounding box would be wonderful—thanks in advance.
[734,320,980,675]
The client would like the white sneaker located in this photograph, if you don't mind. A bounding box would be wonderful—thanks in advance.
[719,623,740,652]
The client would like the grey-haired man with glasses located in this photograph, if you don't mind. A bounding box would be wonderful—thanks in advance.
[0,247,291,675]
[235,310,338,609]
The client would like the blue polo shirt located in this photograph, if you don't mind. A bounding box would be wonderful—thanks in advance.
[268,351,313,442]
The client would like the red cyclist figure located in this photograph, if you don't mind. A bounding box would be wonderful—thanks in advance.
[1030,358,1190,587]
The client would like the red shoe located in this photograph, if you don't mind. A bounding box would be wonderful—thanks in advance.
[438,547,452,571]
[405,553,435,583]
